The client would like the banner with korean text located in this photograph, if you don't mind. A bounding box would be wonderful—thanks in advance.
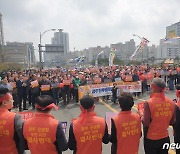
[78,81,142,99]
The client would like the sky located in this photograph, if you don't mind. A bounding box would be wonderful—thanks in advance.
[0,0,180,58]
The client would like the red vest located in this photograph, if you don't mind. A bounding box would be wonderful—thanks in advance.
[177,100,180,108]
[147,93,175,140]
[113,111,141,154]
[23,113,58,154]
[73,112,105,154]
[0,108,18,154]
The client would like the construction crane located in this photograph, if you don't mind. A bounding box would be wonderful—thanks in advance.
[0,13,5,62]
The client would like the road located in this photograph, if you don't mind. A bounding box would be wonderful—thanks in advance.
[24,91,176,154]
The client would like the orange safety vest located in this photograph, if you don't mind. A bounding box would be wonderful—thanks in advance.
[0,108,18,154]
[113,111,141,154]
[147,93,175,140]
[73,112,105,154]
[23,113,58,154]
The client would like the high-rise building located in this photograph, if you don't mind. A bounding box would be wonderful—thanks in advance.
[111,39,136,61]
[4,42,35,67]
[44,29,69,66]
[51,29,69,53]
[82,46,110,63]
[157,22,180,60]
[158,39,180,59]
[166,21,180,38]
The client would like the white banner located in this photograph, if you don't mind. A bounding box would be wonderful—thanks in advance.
[79,81,142,99]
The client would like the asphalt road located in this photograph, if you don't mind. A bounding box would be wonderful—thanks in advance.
[24,91,177,154]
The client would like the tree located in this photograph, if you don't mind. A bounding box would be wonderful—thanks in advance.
[0,62,23,72]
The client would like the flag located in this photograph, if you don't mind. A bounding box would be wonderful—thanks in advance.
[109,48,115,66]
[75,56,85,65]
[130,37,150,60]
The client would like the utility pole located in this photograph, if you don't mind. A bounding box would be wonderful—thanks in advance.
[39,29,56,69]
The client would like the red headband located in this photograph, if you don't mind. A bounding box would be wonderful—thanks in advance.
[35,103,58,111]
[176,90,180,97]
[0,93,11,103]
[151,84,165,91]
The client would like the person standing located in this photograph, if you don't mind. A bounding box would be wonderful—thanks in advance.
[168,70,175,90]
[69,95,109,154]
[110,92,141,154]
[111,83,118,104]
[132,71,140,97]
[0,76,13,92]
[73,75,81,103]
[51,76,60,105]
[16,75,28,111]
[139,78,175,154]
[0,88,25,154]
[62,75,71,105]
[39,74,51,96]
[30,74,40,110]
[23,95,68,154]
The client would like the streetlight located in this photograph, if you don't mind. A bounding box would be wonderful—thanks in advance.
[95,51,104,67]
[39,29,56,69]
[133,34,142,40]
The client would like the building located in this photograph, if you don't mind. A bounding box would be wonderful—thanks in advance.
[4,42,35,67]
[158,39,180,59]
[44,44,64,66]
[44,29,69,66]
[157,21,180,60]
[51,29,69,53]
[166,21,180,38]
[111,39,136,61]
[134,45,158,63]
[82,46,110,63]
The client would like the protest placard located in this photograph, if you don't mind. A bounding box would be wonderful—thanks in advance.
[105,112,118,133]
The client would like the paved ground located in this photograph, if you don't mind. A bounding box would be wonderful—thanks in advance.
[23,91,177,154]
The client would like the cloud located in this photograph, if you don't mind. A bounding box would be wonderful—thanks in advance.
[0,0,180,57]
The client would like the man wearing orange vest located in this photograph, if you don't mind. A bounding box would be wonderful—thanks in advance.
[173,84,180,154]
[140,78,175,154]
[110,92,141,154]
[23,95,68,154]
[68,95,109,154]
[0,87,25,154]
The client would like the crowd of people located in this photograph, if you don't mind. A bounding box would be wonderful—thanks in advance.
[0,64,180,154]
[0,64,179,112]
[0,77,180,154]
